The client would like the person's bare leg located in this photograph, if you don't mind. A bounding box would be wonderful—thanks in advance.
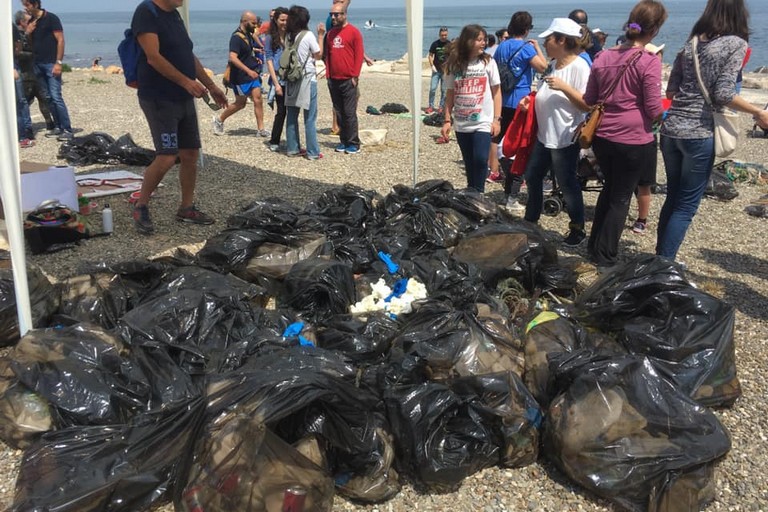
[136,154,177,207]
[218,95,247,123]
[489,141,500,174]
[251,88,264,130]
[178,148,200,209]
[332,109,340,134]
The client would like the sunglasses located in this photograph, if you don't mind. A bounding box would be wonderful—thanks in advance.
[201,92,221,111]
[329,12,344,17]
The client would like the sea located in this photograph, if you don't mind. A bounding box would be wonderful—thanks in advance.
[56,0,768,74]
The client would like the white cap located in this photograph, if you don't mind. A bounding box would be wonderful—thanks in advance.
[539,18,583,39]
[644,42,666,54]
[592,28,606,34]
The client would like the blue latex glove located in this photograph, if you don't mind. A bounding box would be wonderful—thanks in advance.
[377,251,400,274]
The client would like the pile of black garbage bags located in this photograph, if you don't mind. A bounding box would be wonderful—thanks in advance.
[0,180,740,512]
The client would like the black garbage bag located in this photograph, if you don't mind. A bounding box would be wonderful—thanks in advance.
[0,358,53,449]
[118,288,261,375]
[452,222,555,291]
[314,313,399,363]
[0,265,58,347]
[402,250,500,309]
[427,187,498,223]
[705,163,738,201]
[9,324,151,427]
[196,228,269,273]
[226,197,302,231]
[385,372,541,493]
[422,111,443,126]
[383,179,455,217]
[141,265,265,305]
[391,300,524,380]
[523,312,587,408]
[10,397,206,512]
[574,256,741,407]
[573,255,691,331]
[105,133,155,166]
[205,350,401,503]
[379,102,409,114]
[535,263,578,296]
[621,288,741,407]
[238,232,328,282]
[57,260,169,329]
[374,202,469,254]
[544,354,731,512]
[282,258,356,323]
[745,194,768,218]
[183,415,335,511]
[57,131,115,166]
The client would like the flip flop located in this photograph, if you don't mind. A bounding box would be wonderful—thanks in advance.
[436,136,450,144]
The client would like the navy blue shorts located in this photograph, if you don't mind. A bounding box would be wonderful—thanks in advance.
[139,97,201,155]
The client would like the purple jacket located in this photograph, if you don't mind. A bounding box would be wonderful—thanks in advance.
[584,47,663,145]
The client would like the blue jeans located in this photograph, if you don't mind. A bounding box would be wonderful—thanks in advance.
[34,62,72,131]
[429,71,445,109]
[285,81,319,157]
[455,130,491,192]
[15,70,33,140]
[524,140,584,226]
[656,135,715,259]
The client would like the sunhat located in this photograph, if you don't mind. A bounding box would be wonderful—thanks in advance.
[592,28,606,34]
[539,18,583,39]
[644,42,666,54]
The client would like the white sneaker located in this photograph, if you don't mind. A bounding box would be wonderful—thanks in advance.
[505,196,525,213]
[212,115,224,135]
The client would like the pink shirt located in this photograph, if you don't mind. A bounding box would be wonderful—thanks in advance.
[583,48,663,145]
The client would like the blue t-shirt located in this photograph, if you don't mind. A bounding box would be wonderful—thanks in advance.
[264,35,284,85]
[494,39,536,109]
[132,1,195,101]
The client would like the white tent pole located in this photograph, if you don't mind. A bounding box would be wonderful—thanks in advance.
[0,1,33,335]
[178,1,206,168]
[406,0,423,186]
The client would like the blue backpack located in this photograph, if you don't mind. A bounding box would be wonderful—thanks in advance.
[118,0,158,88]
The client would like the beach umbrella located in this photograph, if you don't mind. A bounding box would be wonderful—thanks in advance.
[406,0,424,186]
[0,0,33,335]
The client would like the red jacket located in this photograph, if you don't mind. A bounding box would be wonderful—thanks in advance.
[325,24,364,79]
[502,92,537,176]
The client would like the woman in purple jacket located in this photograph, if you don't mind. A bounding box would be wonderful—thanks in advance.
[584,0,667,268]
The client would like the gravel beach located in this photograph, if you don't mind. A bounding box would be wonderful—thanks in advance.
[1,66,767,511]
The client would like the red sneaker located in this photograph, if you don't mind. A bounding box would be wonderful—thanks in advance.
[19,139,35,148]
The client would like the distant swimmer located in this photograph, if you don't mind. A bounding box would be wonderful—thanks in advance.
[364,19,376,29]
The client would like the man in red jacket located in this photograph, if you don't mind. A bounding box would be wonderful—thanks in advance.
[325,2,364,154]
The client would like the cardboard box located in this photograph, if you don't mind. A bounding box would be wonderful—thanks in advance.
[0,161,79,216]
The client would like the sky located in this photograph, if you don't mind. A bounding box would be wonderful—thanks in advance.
[30,0,589,12]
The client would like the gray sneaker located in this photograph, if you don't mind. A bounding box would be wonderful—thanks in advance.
[133,205,155,235]
[57,130,74,141]
[268,143,280,152]
[258,129,270,137]
[212,115,224,135]
[176,205,215,225]
[505,195,526,213]
[45,128,61,138]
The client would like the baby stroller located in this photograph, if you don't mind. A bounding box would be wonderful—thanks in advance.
[543,151,604,216]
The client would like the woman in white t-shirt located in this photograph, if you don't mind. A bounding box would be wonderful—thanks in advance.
[522,18,591,246]
[441,24,502,192]
[284,6,323,159]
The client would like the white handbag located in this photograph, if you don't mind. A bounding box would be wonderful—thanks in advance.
[691,36,740,158]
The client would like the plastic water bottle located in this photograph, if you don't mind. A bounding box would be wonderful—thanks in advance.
[102,203,114,234]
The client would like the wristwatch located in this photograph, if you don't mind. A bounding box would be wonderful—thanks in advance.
[56,60,63,65]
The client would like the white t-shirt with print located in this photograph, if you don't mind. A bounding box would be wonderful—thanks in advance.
[294,31,320,82]
[444,58,500,133]
[535,57,590,149]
